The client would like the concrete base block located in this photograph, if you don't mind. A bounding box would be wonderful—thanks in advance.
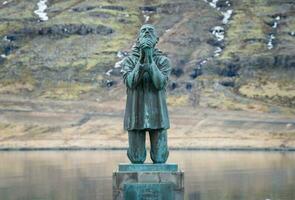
[113,163,184,200]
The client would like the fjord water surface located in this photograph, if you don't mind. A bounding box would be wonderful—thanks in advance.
[0,151,294,200]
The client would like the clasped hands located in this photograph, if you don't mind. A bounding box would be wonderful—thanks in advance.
[138,38,155,73]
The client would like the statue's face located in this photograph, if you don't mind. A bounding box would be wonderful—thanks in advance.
[138,24,158,47]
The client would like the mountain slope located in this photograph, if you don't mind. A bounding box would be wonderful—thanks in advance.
[1,0,294,112]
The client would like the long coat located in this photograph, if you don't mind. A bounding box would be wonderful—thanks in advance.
[122,46,171,131]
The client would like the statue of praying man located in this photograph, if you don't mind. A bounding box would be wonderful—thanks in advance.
[121,24,172,164]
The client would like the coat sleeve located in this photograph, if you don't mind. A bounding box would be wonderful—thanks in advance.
[148,57,171,90]
[122,57,145,89]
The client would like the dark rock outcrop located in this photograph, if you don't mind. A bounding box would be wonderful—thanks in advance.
[169,82,178,90]
[10,24,114,38]
[218,63,239,77]
[171,67,184,78]
[101,5,126,11]
[190,68,203,79]
[89,12,112,18]
[72,5,96,12]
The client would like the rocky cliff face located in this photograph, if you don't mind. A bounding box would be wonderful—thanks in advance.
[0,0,294,112]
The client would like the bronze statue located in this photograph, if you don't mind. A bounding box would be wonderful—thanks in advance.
[121,24,171,164]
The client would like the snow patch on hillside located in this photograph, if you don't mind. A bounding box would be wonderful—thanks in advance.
[34,0,49,21]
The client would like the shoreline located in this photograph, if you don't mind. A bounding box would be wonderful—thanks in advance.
[1,147,295,151]
[1,97,294,153]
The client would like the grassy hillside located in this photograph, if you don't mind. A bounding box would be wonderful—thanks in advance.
[0,0,294,111]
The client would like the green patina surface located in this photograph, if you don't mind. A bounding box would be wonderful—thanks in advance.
[124,183,174,200]
[118,163,178,172]
[123,24,171,164]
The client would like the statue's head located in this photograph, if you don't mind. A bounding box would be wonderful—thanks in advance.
[137,24,158,48]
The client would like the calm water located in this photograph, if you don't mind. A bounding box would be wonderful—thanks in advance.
[0,151,294,200]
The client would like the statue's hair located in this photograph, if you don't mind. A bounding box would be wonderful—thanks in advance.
[136,24,159,46]
[138,24,158,37]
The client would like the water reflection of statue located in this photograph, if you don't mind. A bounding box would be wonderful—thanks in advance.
[121,24,171,164]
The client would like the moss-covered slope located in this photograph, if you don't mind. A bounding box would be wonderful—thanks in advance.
[0,0,294,112]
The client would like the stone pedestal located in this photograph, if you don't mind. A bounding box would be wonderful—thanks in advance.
[113,163,184,200]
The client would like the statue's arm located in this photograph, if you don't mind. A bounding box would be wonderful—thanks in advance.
[148,57,171,90]
[122,57,145,89]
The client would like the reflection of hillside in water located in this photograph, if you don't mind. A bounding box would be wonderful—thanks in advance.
[0,151,295,200]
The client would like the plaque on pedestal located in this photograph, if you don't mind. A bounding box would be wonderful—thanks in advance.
[124,183,173,199]
[113,163,184,200]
